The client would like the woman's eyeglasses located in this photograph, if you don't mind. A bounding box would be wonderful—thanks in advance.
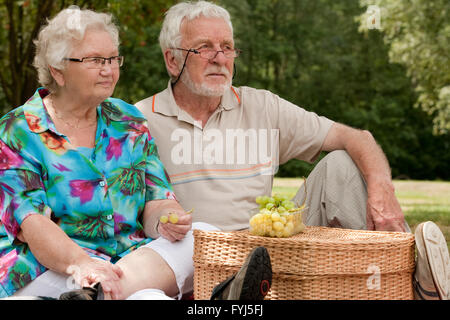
[63,56,124,69]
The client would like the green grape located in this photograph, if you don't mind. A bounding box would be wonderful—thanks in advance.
[256,196,267,205]
[282,200,295,210]
[159,215,169,224]
[272,194,282,205]
[273,221,284,232]
[252,194,307,238]
[169,213,179,224]
[271,212,281,222]
[277,206,286,214]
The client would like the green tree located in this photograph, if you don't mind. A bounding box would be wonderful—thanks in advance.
[0,0,448,179]
[105,0,177,104]
[0,0,174,113]
[359,0,450,134]
[220,0,449,179]
[0,0,54,112]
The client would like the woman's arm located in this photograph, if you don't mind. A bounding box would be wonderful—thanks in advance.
[20,214,90,273]
[19,214,124,298]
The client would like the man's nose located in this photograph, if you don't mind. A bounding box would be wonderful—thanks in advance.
[210,49,228,65]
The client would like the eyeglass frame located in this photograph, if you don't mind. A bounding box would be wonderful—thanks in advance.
[172,47,242,60]
[170,47,241,86]
[63,56,124,68]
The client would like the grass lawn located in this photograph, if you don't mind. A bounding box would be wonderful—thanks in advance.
[273,178,450,251]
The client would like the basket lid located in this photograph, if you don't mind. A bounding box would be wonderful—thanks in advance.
[193,226,415,276]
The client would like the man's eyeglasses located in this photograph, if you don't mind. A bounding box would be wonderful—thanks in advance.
[63,56,124,69]
[173,48,241,60]
[170,47,241,86]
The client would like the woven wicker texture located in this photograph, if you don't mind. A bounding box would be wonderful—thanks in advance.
[193,226,415,300]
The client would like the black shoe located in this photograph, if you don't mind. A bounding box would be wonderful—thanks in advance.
[59,282,104,300]
[210,246,272,300]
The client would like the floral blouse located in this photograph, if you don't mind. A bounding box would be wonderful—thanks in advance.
[0,88,175,297]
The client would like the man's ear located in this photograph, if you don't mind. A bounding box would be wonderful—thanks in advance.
[48,65,65,87]
[164,49,181,79]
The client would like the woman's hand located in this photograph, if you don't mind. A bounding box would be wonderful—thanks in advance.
[19,214,123,299]
[68,257,124,300]
[142,199,193,242]
[157,209,193,242]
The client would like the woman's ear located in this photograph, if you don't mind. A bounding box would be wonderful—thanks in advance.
[164,49,181,79]
[48,65,65,87]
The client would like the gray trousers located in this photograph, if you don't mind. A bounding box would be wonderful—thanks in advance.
[292,150,411,232]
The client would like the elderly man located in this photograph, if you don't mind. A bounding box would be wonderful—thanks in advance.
[136,1,449,300]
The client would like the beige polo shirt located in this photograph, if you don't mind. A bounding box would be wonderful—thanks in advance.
[135,83,334,231]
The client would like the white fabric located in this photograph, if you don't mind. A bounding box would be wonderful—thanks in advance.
[12,222,219,300]
[143,221,220,299]
[12,269,71,298]
[126,288,175,300]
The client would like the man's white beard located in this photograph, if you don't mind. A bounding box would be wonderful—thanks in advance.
[180,67,232,97]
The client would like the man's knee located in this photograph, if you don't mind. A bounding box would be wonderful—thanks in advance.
[320,150,362,182]
[314,150,367,204]
[322,150,353,167]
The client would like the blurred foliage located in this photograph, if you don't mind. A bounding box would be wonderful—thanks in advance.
[0,0,175,109]
[0,0,448,180]
[219,0,449,180]
[358,0,450,135]
[104,0,178,102]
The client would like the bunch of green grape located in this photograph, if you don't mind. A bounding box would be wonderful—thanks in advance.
[249,194,306,238]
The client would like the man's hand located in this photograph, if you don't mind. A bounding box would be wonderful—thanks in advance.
[366,178,406,232]
[158,209,193,242]
[322,123,406,232]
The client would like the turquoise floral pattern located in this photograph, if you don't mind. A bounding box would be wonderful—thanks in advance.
[0,88,175,297]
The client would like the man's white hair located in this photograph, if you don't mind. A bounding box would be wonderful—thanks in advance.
[33,6,120,92]
[159,1,233,79]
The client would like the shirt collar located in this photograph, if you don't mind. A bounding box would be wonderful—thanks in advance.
[220,86,241,111]
[22,88,143,134]
[153,81,241,117]
[22,88,54,134]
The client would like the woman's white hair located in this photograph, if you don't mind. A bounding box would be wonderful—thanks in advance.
[33,6,120,92]
[159,1,233,79]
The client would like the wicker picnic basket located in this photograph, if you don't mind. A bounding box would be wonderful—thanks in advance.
[193,226,416,300]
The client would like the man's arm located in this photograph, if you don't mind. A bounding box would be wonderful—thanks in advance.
[321,122,406,232]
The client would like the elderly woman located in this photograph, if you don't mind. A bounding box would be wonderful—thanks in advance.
[0,6,273,301]
[0,7,203,300]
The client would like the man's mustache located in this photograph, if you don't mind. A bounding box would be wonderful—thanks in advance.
[204,67,231,77]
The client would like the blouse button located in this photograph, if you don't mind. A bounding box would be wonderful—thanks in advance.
[99,181,106,187]
[107,214,113,220]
